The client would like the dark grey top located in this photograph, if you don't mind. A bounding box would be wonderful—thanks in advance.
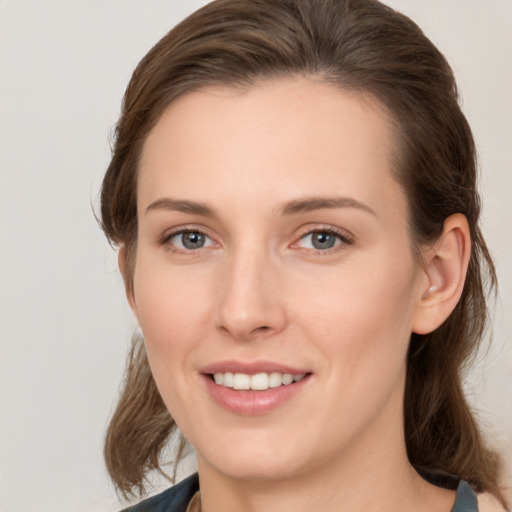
[121,473,478,512]
[452,480,478,512]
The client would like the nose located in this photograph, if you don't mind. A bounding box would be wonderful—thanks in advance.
[214,246,287,341]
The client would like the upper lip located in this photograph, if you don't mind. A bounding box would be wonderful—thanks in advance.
[200,360,310,375]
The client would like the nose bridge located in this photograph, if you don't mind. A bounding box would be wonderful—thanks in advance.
[215,239,285,340]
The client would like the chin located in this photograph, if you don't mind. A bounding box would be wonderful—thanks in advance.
[195,430,314,482]
[210,455,302,482]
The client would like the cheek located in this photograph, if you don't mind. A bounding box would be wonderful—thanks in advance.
[133,250,210,338]
[294,255,419,389]
[131,254,213,396]
[132,266,214,437]
[298,251,416,325]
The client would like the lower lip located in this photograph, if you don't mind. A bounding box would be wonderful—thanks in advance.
[202,374,310,415]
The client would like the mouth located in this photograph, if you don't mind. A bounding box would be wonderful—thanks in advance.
[209,371,307,391]
[200,362,312,415]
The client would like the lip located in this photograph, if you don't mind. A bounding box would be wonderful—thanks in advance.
[200,360,309,375]
[200,360,312,415]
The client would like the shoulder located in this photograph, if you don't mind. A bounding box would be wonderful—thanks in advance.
[120,473,199,512]
[477,491,509,512]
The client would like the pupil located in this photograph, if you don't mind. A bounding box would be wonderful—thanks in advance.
[312,232,335,249]
[183,232,205,249]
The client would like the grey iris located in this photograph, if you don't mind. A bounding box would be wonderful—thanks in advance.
[312,231,336,249]
[182,231,205,249]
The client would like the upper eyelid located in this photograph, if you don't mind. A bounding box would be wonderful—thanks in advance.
[160,225,214,242]
[159,228,218,254]
[157,224,354,248]
[281,229,351,258]
[294,224,354,242]
[296,232,348,247]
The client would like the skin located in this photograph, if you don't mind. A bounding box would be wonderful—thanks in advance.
[122,77,470,512]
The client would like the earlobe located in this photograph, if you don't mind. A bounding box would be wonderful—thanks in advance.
[118,245,139,321]
[412,214,471,335]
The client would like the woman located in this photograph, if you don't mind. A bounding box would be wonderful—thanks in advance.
[100,0,509,510]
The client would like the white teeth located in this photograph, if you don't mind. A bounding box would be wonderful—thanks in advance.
[212,371,306,391]
[223,372,234,387]
[250,373,269,390]
[268,372,282,388]
[282,373,294,385]
[233,373,251,390]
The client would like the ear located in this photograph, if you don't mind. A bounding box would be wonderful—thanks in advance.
[412,213,471,335]
[118,244,139,322]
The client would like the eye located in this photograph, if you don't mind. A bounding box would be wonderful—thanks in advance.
[166,230,216,251]
[295,229,352,252]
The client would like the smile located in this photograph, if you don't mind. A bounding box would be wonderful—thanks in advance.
[201,362,312,414]
[212,372,306,391]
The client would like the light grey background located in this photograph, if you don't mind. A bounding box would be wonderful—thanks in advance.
[1,1,511,511]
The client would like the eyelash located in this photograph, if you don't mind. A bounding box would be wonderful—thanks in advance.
[158,226,354,255]
[293,227,354,255]
[159,227,215,254]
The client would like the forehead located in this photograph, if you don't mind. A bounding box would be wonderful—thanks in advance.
[138,77,405,220]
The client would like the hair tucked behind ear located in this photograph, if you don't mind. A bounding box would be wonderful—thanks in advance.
[100,0,506,505]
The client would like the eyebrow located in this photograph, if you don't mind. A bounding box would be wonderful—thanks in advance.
[145,195,376,217]
[280,196,376,216]
[145,198,215,217]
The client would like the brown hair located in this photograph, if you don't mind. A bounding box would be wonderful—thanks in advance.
[100,0,505,504]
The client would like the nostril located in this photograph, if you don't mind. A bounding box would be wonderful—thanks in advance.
[251,325,271,335]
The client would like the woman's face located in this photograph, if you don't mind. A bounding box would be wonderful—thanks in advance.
[128,78,430,482]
